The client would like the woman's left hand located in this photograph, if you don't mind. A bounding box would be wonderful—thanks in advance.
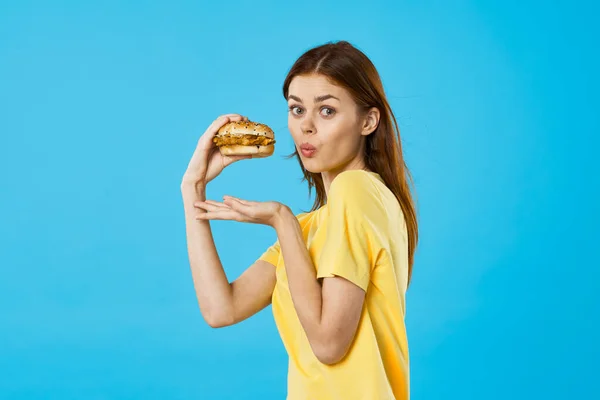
[194,195,285,228]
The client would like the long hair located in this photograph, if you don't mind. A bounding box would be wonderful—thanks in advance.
[282,40,419,286]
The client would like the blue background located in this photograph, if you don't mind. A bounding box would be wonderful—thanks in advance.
[1,0,598,399]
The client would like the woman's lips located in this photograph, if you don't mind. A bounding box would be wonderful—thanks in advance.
[301,148,317,157]
[300,144,317,157]
[300,143,317,157]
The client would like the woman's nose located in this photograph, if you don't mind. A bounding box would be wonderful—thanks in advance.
[300,119,315,135]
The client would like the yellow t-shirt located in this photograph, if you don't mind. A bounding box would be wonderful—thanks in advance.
[258,170,410,400]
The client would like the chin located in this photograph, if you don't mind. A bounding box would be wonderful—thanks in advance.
[300,159,326,174]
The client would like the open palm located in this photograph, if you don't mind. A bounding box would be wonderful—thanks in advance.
[194,196,283,227]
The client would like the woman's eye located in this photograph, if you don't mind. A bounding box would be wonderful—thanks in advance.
[289,105,303,115]
[321,107,335,117]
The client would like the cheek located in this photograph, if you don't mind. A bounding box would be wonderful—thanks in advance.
[322,126,360,149]
[287,121,300,141]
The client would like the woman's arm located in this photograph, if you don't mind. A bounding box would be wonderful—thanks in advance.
[273,207,366,365]
[181,183,276,328]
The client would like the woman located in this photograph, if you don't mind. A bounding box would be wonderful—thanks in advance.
[180,41,418,400]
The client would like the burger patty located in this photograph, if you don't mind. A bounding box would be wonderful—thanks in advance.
[213,134,275,147]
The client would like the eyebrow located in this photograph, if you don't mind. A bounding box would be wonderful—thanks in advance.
[287,94,340,103]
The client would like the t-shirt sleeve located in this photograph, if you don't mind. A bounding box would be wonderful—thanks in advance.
[258,239,280,267]
[316,171,387,291]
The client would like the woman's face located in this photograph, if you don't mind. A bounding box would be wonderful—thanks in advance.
[287,74,375,174]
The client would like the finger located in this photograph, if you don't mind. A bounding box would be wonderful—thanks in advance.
[216,114,245,125]
[204,200,230,209]
[219,113,245,120]
[195,209,245,222]
[194,200,228,212]
[223,198,255,217]
[200,114,245,143]
[223,195,252,206]
[193,201,212,211]
[196,118,229,151]
[206,115,230,136]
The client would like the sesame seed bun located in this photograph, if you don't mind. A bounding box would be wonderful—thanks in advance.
[213,120,275,158]
[216,120,274,138]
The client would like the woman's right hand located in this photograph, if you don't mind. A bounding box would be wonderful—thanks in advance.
[182,114,251,188]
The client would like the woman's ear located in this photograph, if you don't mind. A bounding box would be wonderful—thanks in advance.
[361,107,380,136]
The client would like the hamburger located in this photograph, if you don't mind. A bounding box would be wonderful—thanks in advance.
[213,120,276,158]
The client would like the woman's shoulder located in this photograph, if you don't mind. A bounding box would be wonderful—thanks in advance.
[330,169,380,188]
[328,169,384,204]
[327,169,403,223]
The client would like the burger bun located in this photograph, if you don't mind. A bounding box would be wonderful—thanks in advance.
[218,144,274,158]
